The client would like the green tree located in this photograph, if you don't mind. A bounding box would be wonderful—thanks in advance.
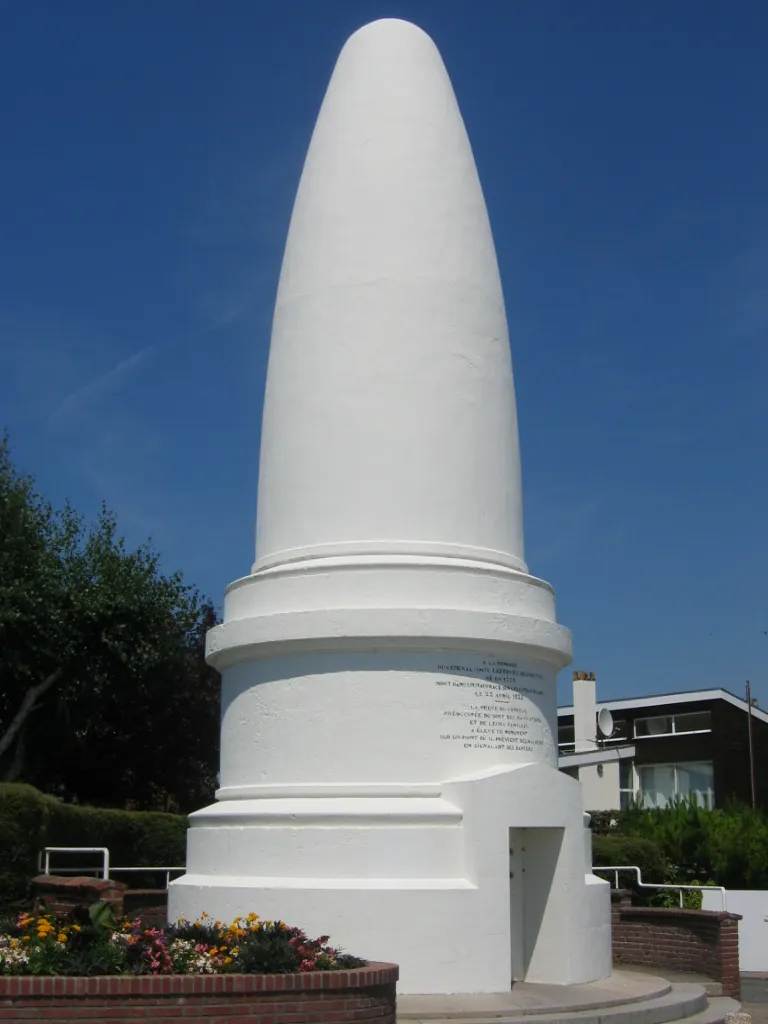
[588,798,768,891]
[0,436,220,812]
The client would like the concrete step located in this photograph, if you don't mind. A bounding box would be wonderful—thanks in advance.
[399,972,673,1019]
[615,964,723,998]
[678,998,742,1024]
[398,982,710,1024]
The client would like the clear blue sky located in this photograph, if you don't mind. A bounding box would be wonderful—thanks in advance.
[2,0,767,707]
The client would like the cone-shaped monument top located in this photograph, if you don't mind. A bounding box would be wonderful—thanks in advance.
[255,19,526,576]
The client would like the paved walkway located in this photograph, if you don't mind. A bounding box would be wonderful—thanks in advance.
[398,971,673,1020]
[621,970,768,1023]
[742,976,768,1023]
[397,970,768,1023]
[616,968,768,1022]
[608,964,723,996]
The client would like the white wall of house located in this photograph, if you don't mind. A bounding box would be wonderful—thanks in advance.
[579,762,620,811]
[702,889,768,972]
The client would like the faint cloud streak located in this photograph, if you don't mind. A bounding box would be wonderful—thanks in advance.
[51,344,154,423]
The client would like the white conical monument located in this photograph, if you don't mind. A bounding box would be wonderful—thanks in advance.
[170,18,611,993]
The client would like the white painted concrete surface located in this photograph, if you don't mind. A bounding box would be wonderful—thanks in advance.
[702,889,768,972]
[579,762,621,810]
[253,17,524,577]
[170,18,611,993]
[574,676,598,754]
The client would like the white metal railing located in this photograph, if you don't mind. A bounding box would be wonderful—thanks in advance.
[110,866,185,889]
[39,847,184,889]
[594,864,728,911]
[40,847,110,879]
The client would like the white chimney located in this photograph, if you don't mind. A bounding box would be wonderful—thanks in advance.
[573,670,597,752]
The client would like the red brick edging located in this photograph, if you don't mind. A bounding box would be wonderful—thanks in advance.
[611,890,741,999]
[0,962,398,1022]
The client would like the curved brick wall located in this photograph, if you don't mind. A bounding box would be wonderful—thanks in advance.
[611,890,741,999]
[0,962,398,1023]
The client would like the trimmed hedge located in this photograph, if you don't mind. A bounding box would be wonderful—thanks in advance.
[592,835,666,896]
[0,784,187,912]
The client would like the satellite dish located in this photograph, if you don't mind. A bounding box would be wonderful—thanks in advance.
[597,707,615,738]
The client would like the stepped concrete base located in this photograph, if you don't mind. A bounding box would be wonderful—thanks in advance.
[617,964,724,997]
[172,763,611,993]
[397,971,741,1024]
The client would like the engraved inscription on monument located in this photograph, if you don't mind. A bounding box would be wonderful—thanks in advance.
[435,657,551,756]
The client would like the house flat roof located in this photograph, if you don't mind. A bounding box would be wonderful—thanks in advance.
[558,687,768,727]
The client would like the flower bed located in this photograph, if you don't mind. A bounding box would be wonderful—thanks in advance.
[0,905,365,976]
[0,905,397,1022]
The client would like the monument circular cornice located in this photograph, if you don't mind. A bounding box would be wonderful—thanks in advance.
[206,606,573,670]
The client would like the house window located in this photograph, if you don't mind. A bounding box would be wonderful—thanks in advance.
[619,760,635,810]
[636,761,714,808]
[634,710,711,739]
[634,715,672,737]
[558,721,575,751]
[674,711,712,733]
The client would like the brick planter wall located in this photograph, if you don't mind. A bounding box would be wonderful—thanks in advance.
[32,875,169,928]
[0,963,398,1023]
[122,888,167,927]
[31,876,127,919]
[611,890,741,998]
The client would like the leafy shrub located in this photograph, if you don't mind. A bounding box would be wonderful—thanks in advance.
[704,803,768,890]
[588,799,768,891]
[0,785,56,910]
[615,800,713,881]
[235,927,303,974]
[651,867,711,909]
[592,835,667,893]
[0,783,187,912]
[587,810,623,835]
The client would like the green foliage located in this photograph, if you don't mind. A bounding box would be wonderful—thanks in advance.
[704,803,768,889]
[44,800,188,872]
[617,800,713,881]
[58,933,128,977]
[46,902,130,975]
[652,868,709,909]
[588,799,768,890]
[235,927,302,974]
[25,936,70,976]
[0,785,51,909]
[592,835,667,892]
[88,900,117,932]
[0,783,187,913]
[0,435,220,811]
[228,923,364,974]
[588,810,625,835]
